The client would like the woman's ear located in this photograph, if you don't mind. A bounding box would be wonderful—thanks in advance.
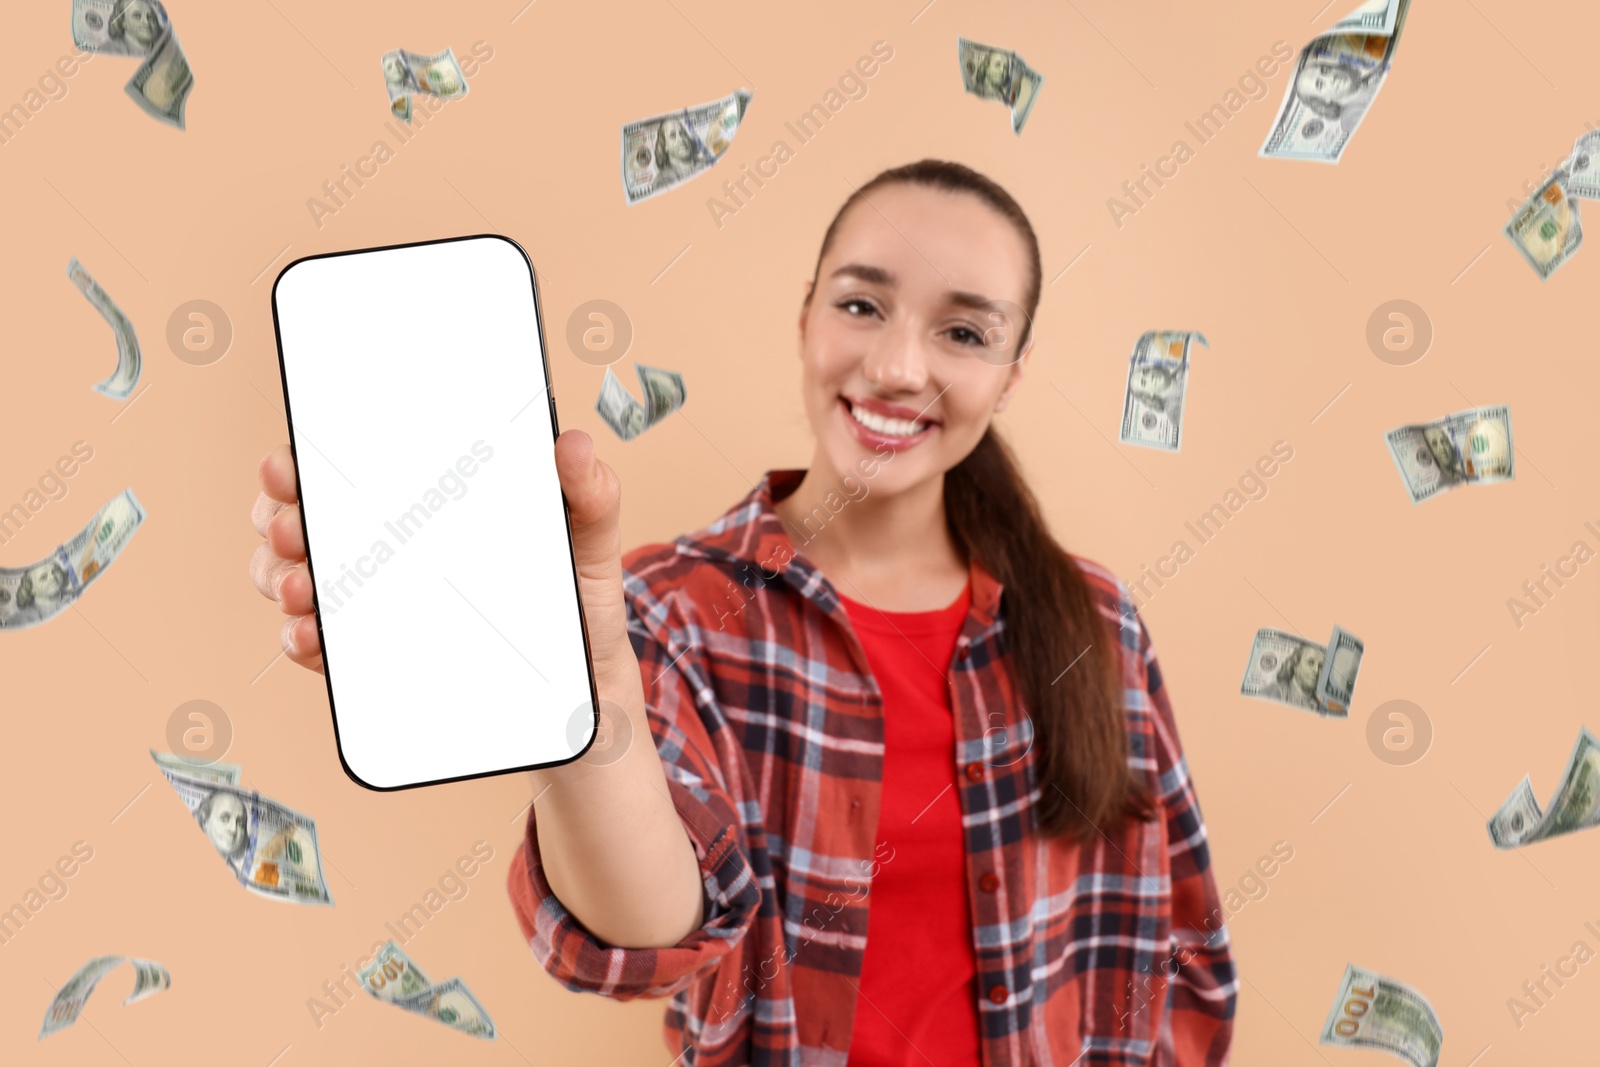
[798,280,814,346]
[993,336,1032,413]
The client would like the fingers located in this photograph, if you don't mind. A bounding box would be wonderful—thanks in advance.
[280,615,325,675]
[266,504,305,561]
[258,444,300,505]
[249,543,315,613]
[554,429,622,577]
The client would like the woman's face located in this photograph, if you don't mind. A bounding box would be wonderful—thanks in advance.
[1294,647,1324,690]
[1297,61,1358,104]
[662,121,694,164]
[796,183,1032,500]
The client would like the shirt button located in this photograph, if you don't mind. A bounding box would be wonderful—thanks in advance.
[979,872,1000,893]
[987,985,1009,1005]
[958,644,971,660]
[965,762,986,783]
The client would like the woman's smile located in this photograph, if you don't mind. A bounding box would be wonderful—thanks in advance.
[839,395,939,451]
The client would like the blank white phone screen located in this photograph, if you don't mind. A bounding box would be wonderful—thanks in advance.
[272,235,594,789]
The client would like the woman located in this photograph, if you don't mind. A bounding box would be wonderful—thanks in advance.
[249,160,1236,1065]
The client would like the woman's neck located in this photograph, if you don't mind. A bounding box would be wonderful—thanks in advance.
[773,453,968,612]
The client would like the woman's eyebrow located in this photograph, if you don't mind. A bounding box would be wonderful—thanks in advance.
[829,263,895,286]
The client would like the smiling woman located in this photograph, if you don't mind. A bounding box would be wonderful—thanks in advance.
[253,158,1237,1066]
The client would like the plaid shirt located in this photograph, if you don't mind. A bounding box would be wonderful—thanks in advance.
[508,469,1237,1066]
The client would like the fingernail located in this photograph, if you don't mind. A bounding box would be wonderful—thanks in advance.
[281,616,299,655]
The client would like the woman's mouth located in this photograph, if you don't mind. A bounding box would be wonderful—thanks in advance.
[840,396,938,451]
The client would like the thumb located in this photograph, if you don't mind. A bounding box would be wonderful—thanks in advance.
[553,430,632,671]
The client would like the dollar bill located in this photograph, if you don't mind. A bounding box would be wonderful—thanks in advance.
[1321,963,1442,1067]
[1505,171,1584,279]
[596,363,687,441]
[1314,624,1364,715]
[1383,406,1514,505]
[1119,331,1206,452]
[1240,627,1355,717]
[125,26,193,129]
[1488,727,1600,848]
[622,89,753,204]
[67,257,141,399]
[1261,0,1409,162]
[1565,130,1600,200]
[149,748,240,785]
[71,0,168,56]
[381,48,468,124]
[0,488,145,631]
[72,0,192,129]
[360,941,496,1039]
[957,37,1045,134]
[152,753,333,905]
[40,955,170,1040]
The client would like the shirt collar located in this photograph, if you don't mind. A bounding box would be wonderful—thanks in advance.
[675,469,1004,628]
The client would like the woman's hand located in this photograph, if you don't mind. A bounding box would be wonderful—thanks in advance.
[250,429,642,685]
[250,443,323,674]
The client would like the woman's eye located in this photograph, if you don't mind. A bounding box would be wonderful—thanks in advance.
[947,325,983,346]
[837,299,878,317]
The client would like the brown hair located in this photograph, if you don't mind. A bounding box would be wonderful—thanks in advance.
[805,159,1155,843]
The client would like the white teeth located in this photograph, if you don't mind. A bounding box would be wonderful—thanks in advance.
[848,401,927,437]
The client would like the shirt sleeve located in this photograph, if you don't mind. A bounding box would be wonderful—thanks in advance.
[506,586,763,1000]
[1136,610,1238,1065]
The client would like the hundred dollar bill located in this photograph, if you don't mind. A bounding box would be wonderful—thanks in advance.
[1119,331,1206,452]
[125,25,193,129]
[1383,405,1514,505]
[72,0,192,129]
[381,47,468,124]
[40,955,170,1040]
[1240,627,1348,717]
[1314,624,1364,715]
[1321,963,1442,1067]
[152,753,333,905]
[72,0,167,56]
[149,748,240,785]
[1261,0,1409,162]
[360,941,496,1039]
[1565,131,1600,200]
[67,257,141,399]
[0,488,145,631]
[1505,171,1584,280]
[1488,727,1600,848]
[957,37,1045,134]
[596,362,687,441]
[622,89,753,204]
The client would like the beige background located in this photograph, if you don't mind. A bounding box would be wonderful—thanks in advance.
[2,0,1597,1063]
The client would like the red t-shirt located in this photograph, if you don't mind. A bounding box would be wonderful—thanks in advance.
[838,580,981,1067]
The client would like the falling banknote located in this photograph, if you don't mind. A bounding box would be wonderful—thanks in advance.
[1119,331,1207,452]
[67,257,141,399]
[40,955,170,1040]
[0,489,145,631]
[957,37,1044,134]
[359,941,496,1039]
[622,89,753,204]
[1384,405,1513,505]
[1488,727,1600,849]
[1240,625,1363,717]
[1504,171,1584,280]
[1260,0,1410,162]
[1321,963,1442,1067]
[1564,130,1600,201]
[381,47,468,123]
[152,752,333,905]
[596,363,687,441]
[71,0,194,129]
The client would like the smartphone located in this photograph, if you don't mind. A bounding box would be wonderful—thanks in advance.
[271,234,597,789]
